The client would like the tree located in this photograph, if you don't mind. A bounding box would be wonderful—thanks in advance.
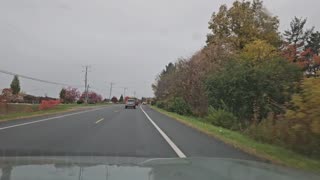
[299,48,320,76]
[0,88,13,101]
[10,75,20,95]
[152,62,178,100]
[64,87,80,103]
[111,96,118,103]
[283,17,314,63]
[119,95,124,103]
[282,78,320,155]
[206,58,302,126]
[207,0,280,49]
[80,91,103,104]
[59,88,66,101]
[306,31,320,55]
[153,43,229,116]
[284,17,313,47]
[240,40,279,63]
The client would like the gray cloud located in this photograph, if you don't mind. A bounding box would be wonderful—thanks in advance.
[0,0,319,98]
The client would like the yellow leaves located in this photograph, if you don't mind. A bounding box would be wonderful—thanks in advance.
[285,78,320,137]
[295,112,306,119]
[292,124,303,131]
[311,120,320,134]
[290,94,303,107]
[285,110,296,119]
[241,40,279,63]
[207,0,280,49]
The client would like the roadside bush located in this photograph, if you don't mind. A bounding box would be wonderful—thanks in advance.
[247,116,320,157]
[156,101,166,109]
[77,100,84,104]
[206,58,301,124]
[247,78,320,157]
[168,97,191,115]
[205,107,238,130]
[245,114,282,144]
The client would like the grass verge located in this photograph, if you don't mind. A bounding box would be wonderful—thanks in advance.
[150,106,320,173]
[0,103,109,122]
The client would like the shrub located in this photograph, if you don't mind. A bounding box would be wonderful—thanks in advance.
[156,101,166,109]
[206,58,301,123]
[247,115,320,157]
[245,115,282,144]
[77,100,84,104]
[246,78,320,157]
[168,97,191,115]
[205,107,238,130]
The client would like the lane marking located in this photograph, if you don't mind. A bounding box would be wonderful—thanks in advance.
[95,118,104,124]
[0,107,108,131]
[114,110,120,112]
[140,106,186,158]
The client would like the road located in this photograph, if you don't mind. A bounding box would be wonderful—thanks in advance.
[0,105,257,160]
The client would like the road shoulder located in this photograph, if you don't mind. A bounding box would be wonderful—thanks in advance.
[148,105,320,173]
[0,104,110,123]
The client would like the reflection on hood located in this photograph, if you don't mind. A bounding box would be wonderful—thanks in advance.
[0,157,318,180]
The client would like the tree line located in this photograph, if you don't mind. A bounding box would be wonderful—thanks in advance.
[59,87,103,104]
[152,0,320,157]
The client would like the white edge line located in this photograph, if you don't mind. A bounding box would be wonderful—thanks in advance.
[0,107,107,131]
[140,106,186,158]
[95,118,104,124]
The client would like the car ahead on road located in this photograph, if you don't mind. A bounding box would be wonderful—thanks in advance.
[125,98,136,109]
[0,156,318,180]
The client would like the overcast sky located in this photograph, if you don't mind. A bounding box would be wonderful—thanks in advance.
[0,0,319,98]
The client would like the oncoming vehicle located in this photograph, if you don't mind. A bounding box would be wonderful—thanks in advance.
[125,98,136,109]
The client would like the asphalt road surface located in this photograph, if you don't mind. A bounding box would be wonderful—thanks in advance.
[0,105,257,160]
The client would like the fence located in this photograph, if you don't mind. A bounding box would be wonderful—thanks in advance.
[0,102,39,115]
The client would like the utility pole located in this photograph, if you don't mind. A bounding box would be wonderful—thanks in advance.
[86,84,90,103]
[123,87,127,98]
[83,65,90,104]
[133,91,136,98]
[109,82,114,100]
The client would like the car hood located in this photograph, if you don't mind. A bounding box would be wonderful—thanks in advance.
[0,156,318,180]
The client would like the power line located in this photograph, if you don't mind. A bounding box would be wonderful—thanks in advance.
[0,69,80,87]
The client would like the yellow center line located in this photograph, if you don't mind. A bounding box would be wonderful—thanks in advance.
[114,110,120,112]
[95,118,104,124]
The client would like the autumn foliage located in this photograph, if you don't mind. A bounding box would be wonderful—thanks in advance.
[39,100,60,110]
[247,78,320,156]
[79,91,103,104]
[60,87,80,103]
[111,96,118,103]
[153,0,320,156]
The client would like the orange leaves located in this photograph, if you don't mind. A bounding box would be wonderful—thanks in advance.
[39,100,60,110]
[282,45,320,71]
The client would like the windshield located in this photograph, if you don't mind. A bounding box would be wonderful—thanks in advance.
[0,0,319,179]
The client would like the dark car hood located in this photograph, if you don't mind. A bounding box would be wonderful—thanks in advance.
[0,156,318,180]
